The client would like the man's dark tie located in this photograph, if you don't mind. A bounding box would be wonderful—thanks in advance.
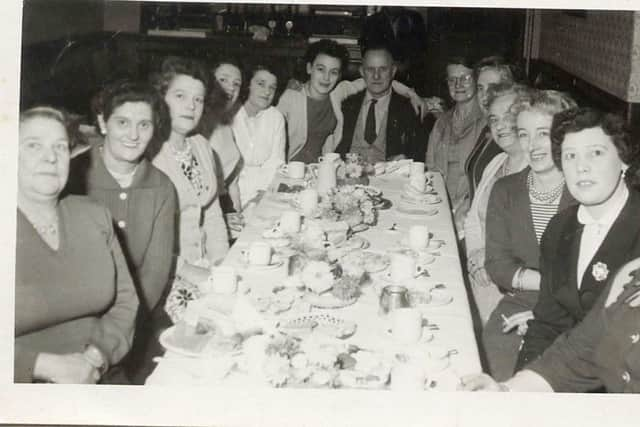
[364,99,378,144]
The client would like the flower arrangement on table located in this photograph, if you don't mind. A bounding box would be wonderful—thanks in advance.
[250,333,391,388]
[318,185,377,228]
[336,155,370,186]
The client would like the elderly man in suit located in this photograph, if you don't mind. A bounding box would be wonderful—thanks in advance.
[335,44,429,162]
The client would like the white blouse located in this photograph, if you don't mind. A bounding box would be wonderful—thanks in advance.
[232,105,286,208]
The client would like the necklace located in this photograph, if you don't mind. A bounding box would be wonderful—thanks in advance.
[527,170,564,203]
[25,212,59,236]
[169,140,192,164]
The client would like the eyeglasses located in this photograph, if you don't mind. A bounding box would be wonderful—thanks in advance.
[446,74,474,86]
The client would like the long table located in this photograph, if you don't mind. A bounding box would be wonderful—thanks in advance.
[147,172,481,389]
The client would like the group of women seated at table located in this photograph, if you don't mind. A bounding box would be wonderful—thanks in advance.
[14,38,640,392]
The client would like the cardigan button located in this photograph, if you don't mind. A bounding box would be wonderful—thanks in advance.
[117,220,126,229]
[622,371,631,383]
[119,192,128,201]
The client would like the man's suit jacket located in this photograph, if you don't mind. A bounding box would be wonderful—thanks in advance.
[335,90,431,161]
[516,188,640,370]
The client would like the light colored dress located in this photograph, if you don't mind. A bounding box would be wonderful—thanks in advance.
[232,105,286,209]
[152,135,230,322]
[463,153,522,324]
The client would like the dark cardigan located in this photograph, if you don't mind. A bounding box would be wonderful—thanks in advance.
[484,167,577,292]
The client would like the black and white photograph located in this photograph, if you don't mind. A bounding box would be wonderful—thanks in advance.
[3,0,640,425]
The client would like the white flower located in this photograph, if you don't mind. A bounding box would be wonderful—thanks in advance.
[592,262,609,282]
[301,260,334,293]
[263,354,291,387]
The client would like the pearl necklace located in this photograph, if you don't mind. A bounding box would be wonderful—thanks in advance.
[527,171,564,203]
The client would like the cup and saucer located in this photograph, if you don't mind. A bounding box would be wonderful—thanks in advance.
[239,242,284,271]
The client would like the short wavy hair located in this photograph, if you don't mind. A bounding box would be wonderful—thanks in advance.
[20,106,86,155]
[92,79,171,154]
[511,89,577,119]
[550,107,639,172]
[474,55,515,84]
[304,39,350,73]
[486,82,531,112]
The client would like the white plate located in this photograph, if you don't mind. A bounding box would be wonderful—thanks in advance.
[341,250,390,273]
[305,292,358,309]
[158,325,241,358]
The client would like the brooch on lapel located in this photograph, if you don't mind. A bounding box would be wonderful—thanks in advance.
[592,262,609,282]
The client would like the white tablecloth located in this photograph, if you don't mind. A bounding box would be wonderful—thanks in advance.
[147,172,481,389]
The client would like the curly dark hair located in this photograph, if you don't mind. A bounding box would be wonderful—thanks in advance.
[19,106,86,155]
[91,79,171,158]
[239,63,279,104]
[304,39,350,74]
[150,56,210,97]
[196,60,245,139]
[551,107,640,190]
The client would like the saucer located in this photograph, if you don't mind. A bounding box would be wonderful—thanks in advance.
[396,205,439,216]
[408,288,454,308]
[380,269,430,283]
[239,259,284,271]
[382,327,434,344]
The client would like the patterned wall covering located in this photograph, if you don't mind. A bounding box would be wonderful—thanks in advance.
[536,10,635,101]
[627,13,640,103]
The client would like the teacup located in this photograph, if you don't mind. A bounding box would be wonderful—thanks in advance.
[410,161,425,178]
[281,161,306,179]
[391,360,426,391]
[298,188,319,216]
[318,152,341,163]
[209,265,238,294]
[390,307,423,345]
[390,253,424,282]
[279,210,302,233]
[242,242,272,266]
[408,225,430,252]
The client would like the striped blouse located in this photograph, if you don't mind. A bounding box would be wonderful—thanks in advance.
[530,198,560,242]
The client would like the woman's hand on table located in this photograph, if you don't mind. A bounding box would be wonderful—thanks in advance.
[470,267,492,288]
[225,212,245,233]
[501,310,534,335]
[34,352,100,384]
[458,373,502,391]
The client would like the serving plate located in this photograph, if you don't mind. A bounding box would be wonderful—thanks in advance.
[277,313,357,339]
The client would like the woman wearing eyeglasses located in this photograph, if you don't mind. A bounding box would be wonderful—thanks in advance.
[426,55,486,230]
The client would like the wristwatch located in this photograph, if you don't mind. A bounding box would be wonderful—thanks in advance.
[83,344,108,377]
